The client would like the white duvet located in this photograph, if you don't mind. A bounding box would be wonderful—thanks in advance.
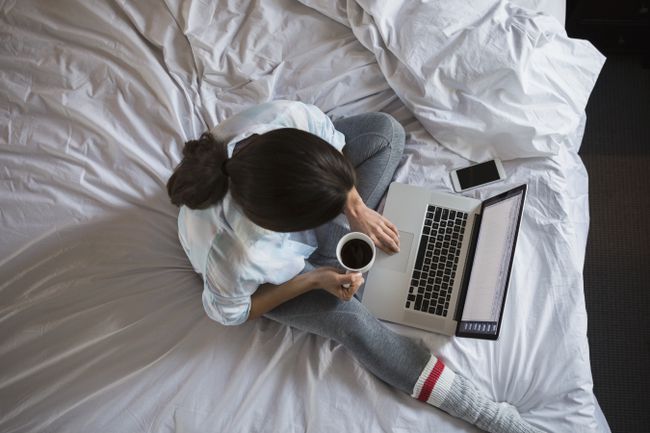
[300,0,604,162]
[0,1,608,432]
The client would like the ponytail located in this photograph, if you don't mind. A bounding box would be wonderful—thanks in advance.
[167,132,229,209]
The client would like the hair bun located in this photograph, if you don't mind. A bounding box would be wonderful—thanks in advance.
[167,132,230,209]
[183,133,219,159]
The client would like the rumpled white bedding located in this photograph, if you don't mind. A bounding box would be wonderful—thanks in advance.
[300,0,604,162]
[0,1,608,432]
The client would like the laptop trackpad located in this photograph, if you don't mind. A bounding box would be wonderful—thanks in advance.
[380,231,414,272]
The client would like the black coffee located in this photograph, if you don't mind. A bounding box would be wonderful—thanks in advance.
[340,238,373,269]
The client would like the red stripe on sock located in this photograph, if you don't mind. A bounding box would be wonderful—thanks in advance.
[417,359,445,402]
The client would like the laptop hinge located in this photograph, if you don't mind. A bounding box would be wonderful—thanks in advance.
[453,212,482,324]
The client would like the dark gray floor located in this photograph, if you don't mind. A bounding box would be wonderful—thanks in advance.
[579,55,650,433]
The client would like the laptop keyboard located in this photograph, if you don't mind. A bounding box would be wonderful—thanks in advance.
[405,205,468,316]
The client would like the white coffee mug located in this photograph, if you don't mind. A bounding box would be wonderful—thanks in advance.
[336,232,376,288]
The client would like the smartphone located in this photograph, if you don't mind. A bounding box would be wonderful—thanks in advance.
[450,159,506,192]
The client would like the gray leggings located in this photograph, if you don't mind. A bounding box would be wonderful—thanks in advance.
[264,113,430,395]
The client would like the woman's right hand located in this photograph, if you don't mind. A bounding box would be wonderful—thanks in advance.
[307,266,365,301]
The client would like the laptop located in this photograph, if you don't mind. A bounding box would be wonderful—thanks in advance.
[362,182,526,340]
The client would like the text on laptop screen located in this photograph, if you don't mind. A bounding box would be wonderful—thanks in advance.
[460,192,524,333]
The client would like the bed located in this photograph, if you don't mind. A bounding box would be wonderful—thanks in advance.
[0,1,608,432]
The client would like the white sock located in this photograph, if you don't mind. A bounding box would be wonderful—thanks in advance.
[412,355,544,433]
[411,354,457,406]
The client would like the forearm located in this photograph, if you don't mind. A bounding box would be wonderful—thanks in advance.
[247,273,316,321]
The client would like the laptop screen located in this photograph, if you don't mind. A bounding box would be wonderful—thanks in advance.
[457,185,526,339]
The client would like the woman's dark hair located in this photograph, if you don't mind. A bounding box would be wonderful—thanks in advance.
[167,132,229,210]
[167,128,357,232]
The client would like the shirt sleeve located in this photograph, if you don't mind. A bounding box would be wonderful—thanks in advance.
[201,284,251,326]
[200,224,260,326]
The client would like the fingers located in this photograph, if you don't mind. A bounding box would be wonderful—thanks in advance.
[381,230,400,253]
[382,216,400,250]
[340,286,354,301]
[373,224,400,254]
[338,272,364,301]
[340,271,363,287]
[381,214,399,236]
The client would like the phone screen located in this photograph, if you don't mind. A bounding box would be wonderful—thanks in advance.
[456,160,500,190]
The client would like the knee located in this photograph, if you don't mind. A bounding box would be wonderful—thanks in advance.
[371,112,405,156]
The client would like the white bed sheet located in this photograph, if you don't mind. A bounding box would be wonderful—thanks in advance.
[0,1,609,432]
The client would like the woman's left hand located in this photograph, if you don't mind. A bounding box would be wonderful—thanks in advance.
[345,188,400,254]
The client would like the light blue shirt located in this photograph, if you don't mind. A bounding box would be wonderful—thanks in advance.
[177,100,346,326]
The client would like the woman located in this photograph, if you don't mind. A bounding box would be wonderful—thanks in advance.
[168,100,541,433]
